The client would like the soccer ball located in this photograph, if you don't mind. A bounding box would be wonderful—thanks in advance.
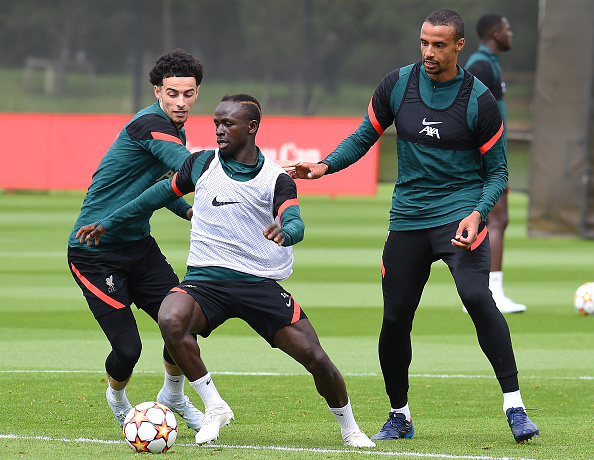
[123,401,178,453]
[574,282,594,316]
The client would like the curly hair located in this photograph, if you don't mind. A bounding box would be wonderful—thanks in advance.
[149,48,203,87]
[221,94,262,123]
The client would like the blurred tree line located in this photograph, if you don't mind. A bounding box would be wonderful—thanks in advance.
[0,0,538,112]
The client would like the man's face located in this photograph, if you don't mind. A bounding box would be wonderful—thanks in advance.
[494,18,513,52]
[154,76,199,127]
[213,101,257,157]
[420,22,465,81]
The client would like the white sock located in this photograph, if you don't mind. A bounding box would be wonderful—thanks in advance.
[503,390,525,413]
[329,398,359,434]
[162,371,185,398]
[489,271,504,296]
[107,384,129,404]
[391,403,411,421]
[190,372,227,411]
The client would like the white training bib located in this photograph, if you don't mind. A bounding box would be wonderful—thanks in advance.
[187,151,293,280]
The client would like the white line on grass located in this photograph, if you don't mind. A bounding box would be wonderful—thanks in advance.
[0,433,121,444]
[2,370,594,380]
[0,434,559,460]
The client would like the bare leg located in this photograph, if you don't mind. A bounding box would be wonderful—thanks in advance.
[273,318,347,408]
[273,319,375,447]
[159,293,234,444]
[108,374,130,391]
[164,361,184,376]
[158,292,209,381]
[487,192,509,272]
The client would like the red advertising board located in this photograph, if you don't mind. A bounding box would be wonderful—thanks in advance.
[0,113,378,195]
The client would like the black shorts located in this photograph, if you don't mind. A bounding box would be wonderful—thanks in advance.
[171,280,307,346]
[68,236,179,318]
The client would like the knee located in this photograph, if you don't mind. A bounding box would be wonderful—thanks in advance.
[304,348,336,377]
[158,305,186,344]
[460,286,489,310]
[106,338,142,381]
[119,342,142,366]
[111,329,142,364]
[381,309,413,333]
[488,213,509,233]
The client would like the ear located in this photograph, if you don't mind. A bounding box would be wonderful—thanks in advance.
[248,120,259,134]
[455,37,465,52]
[154,85,161,102]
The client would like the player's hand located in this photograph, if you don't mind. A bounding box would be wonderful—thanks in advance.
[275,159,303,172]
[186,206,193,220]
[289,162,328,180]
[451,211,481,250]
[263,223,285,246]
[76,223,107,246]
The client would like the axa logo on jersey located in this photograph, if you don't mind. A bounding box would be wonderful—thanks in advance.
[419,118,442,139]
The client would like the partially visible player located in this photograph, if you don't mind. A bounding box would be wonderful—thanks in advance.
[464,14,526,313]
[68,48,205,430]
[77,94,376,449]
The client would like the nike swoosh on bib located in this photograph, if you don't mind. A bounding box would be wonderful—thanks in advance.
[212,196,240,206]
[421,118,443,125]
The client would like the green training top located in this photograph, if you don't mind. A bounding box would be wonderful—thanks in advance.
[322,62,508,231]
[465,45,507,125]
[68,102,192,251]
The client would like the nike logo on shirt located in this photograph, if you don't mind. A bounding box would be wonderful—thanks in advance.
[212,196,240,206]
[421,118,443,125]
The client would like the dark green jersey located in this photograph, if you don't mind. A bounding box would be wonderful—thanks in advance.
[465,45,507,123]
[68,102,192,251]
[322,62,507,231]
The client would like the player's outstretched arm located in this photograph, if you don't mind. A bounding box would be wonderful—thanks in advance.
[290,162,329,180]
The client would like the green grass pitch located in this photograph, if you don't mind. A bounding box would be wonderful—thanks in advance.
[1,185,594,459]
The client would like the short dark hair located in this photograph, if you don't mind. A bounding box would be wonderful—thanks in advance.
[424,9,465,42]
[221,94,262,123]
[149,48,203,87]
[476,14,504,40]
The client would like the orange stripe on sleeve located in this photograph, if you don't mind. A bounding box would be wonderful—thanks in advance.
[367,98,385,136]
[290,298,301,324]
[151,131,183,145]
[170,286,188,294]
[278,198,299,219]
[70,263,127,310]
[170,172,183,197]
[470,226,489,251]
[480,121,504,155]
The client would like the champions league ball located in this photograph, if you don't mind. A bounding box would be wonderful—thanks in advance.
[123,401,178,453]
[574,282,594,316]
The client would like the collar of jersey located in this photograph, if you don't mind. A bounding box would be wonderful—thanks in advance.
[218,148,265,181]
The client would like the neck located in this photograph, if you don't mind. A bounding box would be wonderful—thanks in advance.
[482,40,501,56]
[224,146,258,165]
